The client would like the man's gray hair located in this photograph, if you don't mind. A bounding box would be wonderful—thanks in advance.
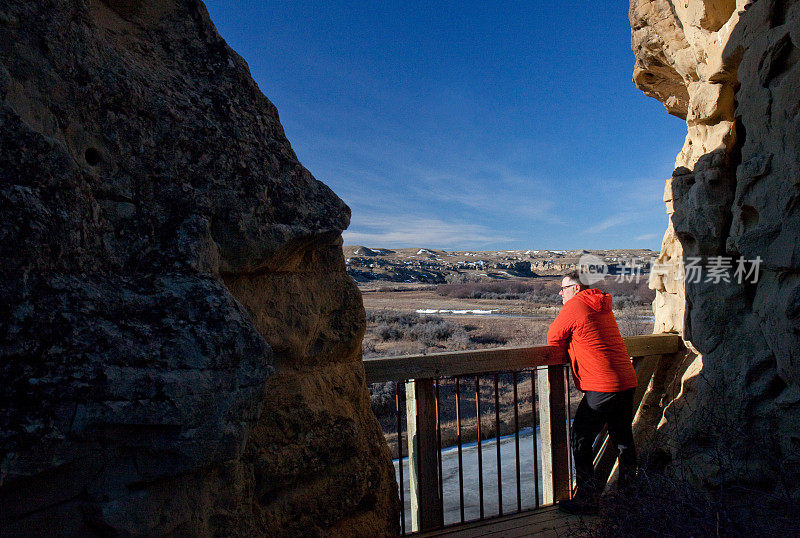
[563,269,589,289]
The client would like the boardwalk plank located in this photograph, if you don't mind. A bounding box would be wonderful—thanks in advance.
[418,506,598,537]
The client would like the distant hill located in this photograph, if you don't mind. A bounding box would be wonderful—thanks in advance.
[342,246,658,284]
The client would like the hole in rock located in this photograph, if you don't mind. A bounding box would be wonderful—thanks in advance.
[85,147,101,166]
[740,205,759,229]
[770,0,789,28]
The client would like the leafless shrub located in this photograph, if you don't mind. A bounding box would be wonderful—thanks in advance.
[595,278,655,306]
[436,278,656,306]
[468,332,508,345]
[405,317,461,342]
[366,310,470,346]
[436,280,560,302]
[377,285,401,292]
[446,330,471,349]
[375,322,404,341]
[362,339,377,357]
[444,272,484,284]
[614,305,653,336]
[521,322,548,345]
[366,310,416,325]
[369,381,396,420]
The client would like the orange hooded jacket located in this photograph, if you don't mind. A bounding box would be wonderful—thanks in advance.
[546,288,638,392]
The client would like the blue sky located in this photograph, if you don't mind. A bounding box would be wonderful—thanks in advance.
[203,1,686,251]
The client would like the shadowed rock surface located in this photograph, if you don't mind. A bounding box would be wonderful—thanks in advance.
[0,0,397,535]
[630,0,800,498]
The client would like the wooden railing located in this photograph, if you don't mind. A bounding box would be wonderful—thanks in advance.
[364,333,684,535]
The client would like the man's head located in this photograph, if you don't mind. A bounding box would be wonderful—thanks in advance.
[559,270,587,304]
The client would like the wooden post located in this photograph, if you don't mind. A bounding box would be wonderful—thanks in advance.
[536,365,571,505]
[405,381,419,531]
[405,379,443,532]
[536,368,553,505]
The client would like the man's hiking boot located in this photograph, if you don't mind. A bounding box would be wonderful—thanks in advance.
[557,496,599,515]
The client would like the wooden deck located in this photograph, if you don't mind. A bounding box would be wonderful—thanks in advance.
[417,506,598,537]
[365,334,684,536]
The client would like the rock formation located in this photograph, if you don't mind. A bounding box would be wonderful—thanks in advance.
[631,0,800,497]
[0,0,397,535]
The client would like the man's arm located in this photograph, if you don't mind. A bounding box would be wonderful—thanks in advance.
[547,305,575,348]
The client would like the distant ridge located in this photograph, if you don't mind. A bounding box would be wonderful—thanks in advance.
[343,245,657,284]
[353,246,395,256]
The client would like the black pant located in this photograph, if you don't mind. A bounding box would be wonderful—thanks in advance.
[572,388,637,497]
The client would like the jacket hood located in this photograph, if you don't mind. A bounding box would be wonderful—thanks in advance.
[575,288,612,312]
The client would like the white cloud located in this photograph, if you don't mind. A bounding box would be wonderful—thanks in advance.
[298,126,672,248]
[343,215,513,249]
[635,233,658,241]
[402,162,565,225]
[584,213,642,234]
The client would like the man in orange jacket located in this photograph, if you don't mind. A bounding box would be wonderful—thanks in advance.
[547,270,638,513]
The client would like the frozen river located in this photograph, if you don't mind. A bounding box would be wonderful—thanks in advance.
[414,308,655,323]
[394,427,548,528]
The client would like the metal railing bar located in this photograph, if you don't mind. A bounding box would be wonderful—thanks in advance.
[494,373,502,516]
[455,376,465,523]
[513,371,521,513]
[435,378,443,514]
[476,375,484,520]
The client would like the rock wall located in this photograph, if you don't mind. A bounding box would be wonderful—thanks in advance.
[0,0,397,535]
[631,0,800,495]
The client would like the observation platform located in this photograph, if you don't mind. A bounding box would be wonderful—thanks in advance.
[364,333,684,536]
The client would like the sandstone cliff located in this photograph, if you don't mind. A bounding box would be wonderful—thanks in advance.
[0,0,397,535]
[631,0,800,497]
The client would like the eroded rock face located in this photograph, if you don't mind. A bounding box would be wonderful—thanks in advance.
[0,0,397,534]
[631,0,800,496]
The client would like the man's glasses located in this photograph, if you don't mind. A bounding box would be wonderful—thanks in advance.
[559,284,577,291]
